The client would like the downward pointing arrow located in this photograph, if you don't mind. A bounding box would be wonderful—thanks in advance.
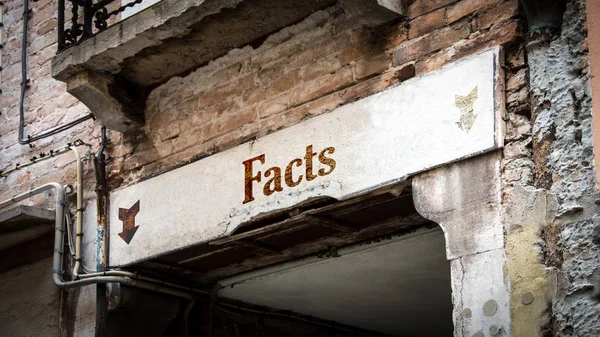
[118,200,140,244]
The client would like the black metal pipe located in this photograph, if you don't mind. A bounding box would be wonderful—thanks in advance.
[94,126,108,337]
[57,0,64,49]
[18,0,94,146]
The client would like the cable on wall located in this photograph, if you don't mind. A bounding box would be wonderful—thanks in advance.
[17,0,94,147]
[0,1,5,114]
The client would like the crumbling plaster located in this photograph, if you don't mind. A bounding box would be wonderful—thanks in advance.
[510,0,600,335]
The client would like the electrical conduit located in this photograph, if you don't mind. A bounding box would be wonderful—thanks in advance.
[0,148,203,298]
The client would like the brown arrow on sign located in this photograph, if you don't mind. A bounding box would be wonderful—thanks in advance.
[118,200,140,244]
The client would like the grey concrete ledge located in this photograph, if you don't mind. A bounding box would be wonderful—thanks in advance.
[51,0,242,83]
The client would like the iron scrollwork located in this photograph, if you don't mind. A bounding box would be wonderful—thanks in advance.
[58,0,145,51]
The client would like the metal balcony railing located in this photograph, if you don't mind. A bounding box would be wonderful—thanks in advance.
[57,0,145,52]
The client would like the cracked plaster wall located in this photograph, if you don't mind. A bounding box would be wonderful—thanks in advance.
[509,0,600,335]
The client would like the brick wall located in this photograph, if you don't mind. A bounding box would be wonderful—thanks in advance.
[109,0,526,191]
[0,0,530,336]
[0,0,526,202]
[0,0,96,205]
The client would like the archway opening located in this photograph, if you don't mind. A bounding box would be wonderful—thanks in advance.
[217,224,453,337]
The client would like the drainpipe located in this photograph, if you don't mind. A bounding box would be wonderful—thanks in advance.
[94,126,109,337]
[0,183,124,288]
[1,138,215,294]
[0,178,202,297]
[71,146,84,279]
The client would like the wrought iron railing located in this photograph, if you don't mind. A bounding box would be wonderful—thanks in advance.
[58,0,145,52]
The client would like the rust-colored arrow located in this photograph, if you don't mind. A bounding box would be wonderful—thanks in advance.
[118,200,140,244]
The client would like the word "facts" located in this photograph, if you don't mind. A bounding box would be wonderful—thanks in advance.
[242,145,336,204]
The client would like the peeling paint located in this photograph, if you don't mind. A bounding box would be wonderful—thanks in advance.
[455,86,479,133]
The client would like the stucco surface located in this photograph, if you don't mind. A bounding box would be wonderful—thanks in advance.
[527,0,600,335]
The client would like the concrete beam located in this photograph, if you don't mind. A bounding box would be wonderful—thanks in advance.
[51,0,243,82]
[340,0,407,26]
[67,71,144,132]
[376,0,407,15]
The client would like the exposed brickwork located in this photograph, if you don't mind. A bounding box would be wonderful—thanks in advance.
[0,0,526,202]
[0,0,96,206]
[0,0,534,336]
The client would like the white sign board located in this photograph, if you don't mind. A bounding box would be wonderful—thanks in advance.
[109,48,503,266]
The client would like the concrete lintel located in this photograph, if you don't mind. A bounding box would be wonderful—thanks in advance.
[67,71,144,132]
[376,0,407,15]
[412,151,504,260]
[0,205,54,231]
[340,0,407,26]
[51,0,243,82]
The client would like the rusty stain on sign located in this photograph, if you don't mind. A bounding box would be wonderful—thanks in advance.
[118,200,140,244]
[455,86,479,133]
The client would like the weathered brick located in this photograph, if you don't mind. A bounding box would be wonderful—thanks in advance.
[36,18,57,36]
[354,53,389,80]
[505,113,532,141]
[304,92,342,117]
[393,22,470,66]
[381,63,416,86]
[507,68,527,92]
[201,107,257,141]
[29,31,57,55]
[171,128,203,153]
[409,8,446,39]
[477,0,520,30]
[507,85,529,110]
[244,70,302,106]
[385,25,409,49]
[123,143,172,171]
[199,73,254,108]
[289,66,354,107]
[446,0,500,24]
[338,74,389,104]
[257,94,289,119]
[506,46,526,70]
[452,20,522,60]
[156,122,181,142]
[300,57,342,80]
[191,109,214,127]
[30,3,57,27]
[408,0,457,19]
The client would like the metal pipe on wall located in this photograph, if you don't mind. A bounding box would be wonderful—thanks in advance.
[18,0,94,146]
[0,140,208,299]
[71,146,84,278]
[94,126,109,337]
[0,181,199,298]
[0,0,4,109]
[0,144,73,177]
